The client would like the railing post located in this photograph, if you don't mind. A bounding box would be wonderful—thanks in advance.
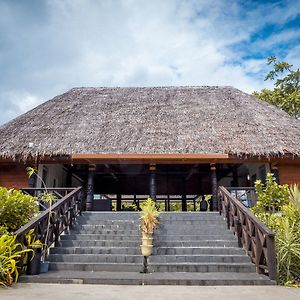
[218,192,222,215]
[235,218,242,248]
[255,227,263,274]
[54,218,60,247]
[225,204,230,230]
[266,235,277,281]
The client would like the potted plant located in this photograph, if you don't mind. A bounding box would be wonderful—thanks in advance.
[27,167,56,273]
[139,198,159,257]
[25,229,43,275]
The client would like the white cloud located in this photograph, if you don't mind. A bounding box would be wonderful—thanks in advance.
[0,0,299,125]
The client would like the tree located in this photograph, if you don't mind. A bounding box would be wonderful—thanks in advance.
[253,56,300,118]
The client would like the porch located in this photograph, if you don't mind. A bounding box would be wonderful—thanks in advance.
[32,160,273,211]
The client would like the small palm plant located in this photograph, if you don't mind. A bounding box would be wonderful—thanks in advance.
[139,198,159,258]
[140,198,159,237]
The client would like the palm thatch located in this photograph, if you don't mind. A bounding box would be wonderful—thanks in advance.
[0,86,299,160]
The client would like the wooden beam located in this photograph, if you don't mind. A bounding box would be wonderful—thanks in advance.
[71,153,229,164]
[72,153,229,160]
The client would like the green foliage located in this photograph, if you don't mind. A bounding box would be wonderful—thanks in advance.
[252,176,300,284]
[25,229,43,248]
[139,198,159,234]
[0,187,39,232]
[0,234,33,287]
[26,167,37,179]
[253,173,289,213]
[253,56,300,118]
[0,226,8,237]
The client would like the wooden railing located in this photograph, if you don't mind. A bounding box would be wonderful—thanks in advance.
[15,187,84,256]
[218,186,276,281]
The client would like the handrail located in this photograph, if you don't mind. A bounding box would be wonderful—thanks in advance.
[218,186,276,282]
[15,187,84,261]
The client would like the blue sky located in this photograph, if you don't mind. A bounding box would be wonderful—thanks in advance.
[0,0,299,125]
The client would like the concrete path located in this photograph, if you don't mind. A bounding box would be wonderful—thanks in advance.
[0,284,300,300]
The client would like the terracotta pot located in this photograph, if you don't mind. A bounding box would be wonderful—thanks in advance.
[142,232,153,239]
[141,245,153,257]
[142,237,153,246]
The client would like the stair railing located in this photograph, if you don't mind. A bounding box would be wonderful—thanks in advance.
[15,187,84,258]
[218,186,276,281]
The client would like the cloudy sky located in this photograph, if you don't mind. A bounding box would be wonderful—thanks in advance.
[0,0,299,125]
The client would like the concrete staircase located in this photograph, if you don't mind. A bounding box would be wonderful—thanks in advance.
[20,212,275,285]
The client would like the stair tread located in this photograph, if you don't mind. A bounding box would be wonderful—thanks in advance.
[50,262,254,266]
[19,270,274,283]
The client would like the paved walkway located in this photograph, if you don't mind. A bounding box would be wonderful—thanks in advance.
[0,284,300,300]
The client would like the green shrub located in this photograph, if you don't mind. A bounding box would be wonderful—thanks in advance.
[252,174,300,285]
[0,233,33,286]
[0,187,39,232]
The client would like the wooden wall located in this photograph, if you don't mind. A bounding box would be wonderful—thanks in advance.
[278,165,300,186]
[0,165,29,189]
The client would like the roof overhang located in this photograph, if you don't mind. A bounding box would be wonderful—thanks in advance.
[71,153,229,164]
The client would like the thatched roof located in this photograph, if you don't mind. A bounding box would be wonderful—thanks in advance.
[0,86,300,160]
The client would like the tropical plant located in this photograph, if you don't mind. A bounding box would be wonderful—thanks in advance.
[253,173,289,213]
[0,187,39,232]
[252,176,300,285]
[0,233,33,286]
[139,198,159,234]
[26,167,56,263]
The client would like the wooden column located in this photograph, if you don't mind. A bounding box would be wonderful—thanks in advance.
[66,166,73,187]
[210,163,218,211]
[86,164,95,211]
[182,194,187,211]
[116,194,122,211]
[149,164,157,201]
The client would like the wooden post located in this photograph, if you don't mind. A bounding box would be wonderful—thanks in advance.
[86,164,95,211]
[210,163,218,211]
[182,194,187,211]
[149,164,157,201]
[117,194,122,211]
[66,166,72,187]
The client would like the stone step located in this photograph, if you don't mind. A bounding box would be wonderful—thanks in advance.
[156,229,233,235]
[80,212,223,222]
[19,270,275,285]
[60,239,238,248]
[81,212,139,220]
[154,247,245,255]
[50,246,245,256]
[77,218,140,225]
[60,240,141,247]
[61,233,235,241]
[157,224,229,229]
[154,240,238,247]
[157,220,227,225]
[49,262,256,273]
[70,229,140,235]
[60,234,141,241]
[50,247,142,255]
[48,254,251,264]
[74,223,140,229]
